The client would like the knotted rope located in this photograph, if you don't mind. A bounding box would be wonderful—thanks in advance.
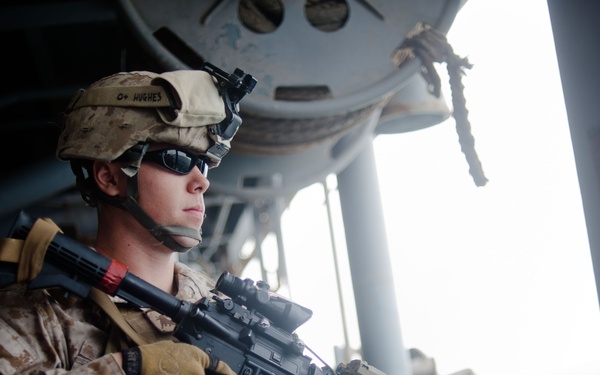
[393,22,488,187]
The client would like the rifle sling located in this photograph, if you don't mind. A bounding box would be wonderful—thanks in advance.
[88,287,149,347]
[0,217,62,283]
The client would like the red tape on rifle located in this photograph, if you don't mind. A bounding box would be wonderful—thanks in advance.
[99,260,128,295]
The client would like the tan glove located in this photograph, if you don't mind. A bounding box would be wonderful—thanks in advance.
[121,340,236,375]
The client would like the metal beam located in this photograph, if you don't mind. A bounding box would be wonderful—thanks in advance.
[547,0,600,307]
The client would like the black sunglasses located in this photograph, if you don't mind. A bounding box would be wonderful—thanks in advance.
[143,148,209,176]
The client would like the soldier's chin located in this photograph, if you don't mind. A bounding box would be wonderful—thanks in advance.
[171,236,200,253]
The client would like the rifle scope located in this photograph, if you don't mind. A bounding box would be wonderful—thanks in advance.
[215,271,313,333]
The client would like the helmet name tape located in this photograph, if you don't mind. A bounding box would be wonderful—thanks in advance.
[70,86,173,110]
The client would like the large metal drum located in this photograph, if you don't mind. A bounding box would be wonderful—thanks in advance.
[117,0,463,197]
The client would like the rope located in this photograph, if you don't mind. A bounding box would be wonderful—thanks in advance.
[392,23,488,187]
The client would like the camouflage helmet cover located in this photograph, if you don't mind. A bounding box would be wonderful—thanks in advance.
[57,70,228,167]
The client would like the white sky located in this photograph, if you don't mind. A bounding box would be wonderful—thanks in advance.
[243,1,600,375]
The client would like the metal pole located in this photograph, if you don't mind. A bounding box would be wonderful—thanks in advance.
[336,139,412,375]
[323,179,353,364]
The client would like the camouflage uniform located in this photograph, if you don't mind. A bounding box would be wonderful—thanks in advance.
[0,262,215,374]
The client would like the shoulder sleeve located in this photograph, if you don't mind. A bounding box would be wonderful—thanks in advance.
[173,262,216,302]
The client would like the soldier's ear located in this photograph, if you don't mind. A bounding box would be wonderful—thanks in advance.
[93,161,127,197]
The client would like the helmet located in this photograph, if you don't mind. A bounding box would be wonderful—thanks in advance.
[58,70,227,167]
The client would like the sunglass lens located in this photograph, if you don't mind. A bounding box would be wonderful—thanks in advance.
[162,149,208,176]
[162,150,192,174]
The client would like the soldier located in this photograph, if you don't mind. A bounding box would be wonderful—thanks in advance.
[0,68,253,374]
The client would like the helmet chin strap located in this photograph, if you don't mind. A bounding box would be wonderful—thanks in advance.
[120,196,202,253]
[113,143,203,253]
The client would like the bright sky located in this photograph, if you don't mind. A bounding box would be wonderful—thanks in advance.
[243,1,600,375]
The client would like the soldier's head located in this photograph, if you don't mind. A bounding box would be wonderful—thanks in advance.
[58,67,255,252]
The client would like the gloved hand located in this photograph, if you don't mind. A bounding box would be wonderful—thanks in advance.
[121,340,236,375]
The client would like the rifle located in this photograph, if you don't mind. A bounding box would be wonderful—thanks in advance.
[0,211,385,375]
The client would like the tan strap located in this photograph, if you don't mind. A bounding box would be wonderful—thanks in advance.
[0,238,24,263]
[88,288,148,347]
[18,218,62,282]
[0,218,62,283]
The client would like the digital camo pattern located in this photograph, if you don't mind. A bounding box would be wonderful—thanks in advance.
[0,262,216,374]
